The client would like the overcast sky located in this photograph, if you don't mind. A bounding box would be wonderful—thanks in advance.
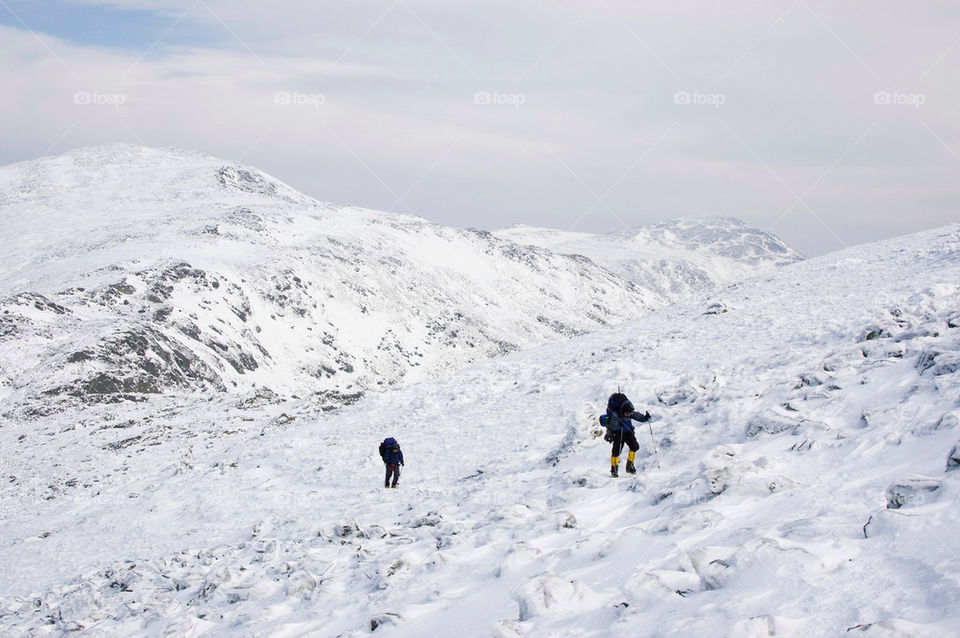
[1,0,958,256]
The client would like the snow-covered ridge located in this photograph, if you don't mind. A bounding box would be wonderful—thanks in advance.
[0,145,796,414]
[0,145,668,413]
[496,217,803,300]
[0,223,957,636]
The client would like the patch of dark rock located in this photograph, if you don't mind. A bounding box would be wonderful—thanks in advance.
[117,332,151,357]
[22,294,71,315]
[178,323,201,341]
[535,315,585,338]
[67,350,93,363]
[222,351,258,374]
[916,349,960,376]
[106,436,142,451]
[318,365,337,378]
[370,613,401,631]
[856,325,893,342]
[81,374,161,395]
[0,315,23,338]
[947,441,960,471]
[314,390,364,411]
[147,283,174,303]
[111,282,136,296]
[161,262,204,283]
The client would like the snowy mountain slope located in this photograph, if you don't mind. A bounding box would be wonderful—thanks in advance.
[0,145,665,415]
[1,224,957,636]
[495,217,803,302]
[0,147,805,420]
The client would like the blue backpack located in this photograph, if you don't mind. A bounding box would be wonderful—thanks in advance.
[379,437,398,462]
[599,393,632,435]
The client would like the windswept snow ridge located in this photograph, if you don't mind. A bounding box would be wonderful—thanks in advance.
[0,223,957,637]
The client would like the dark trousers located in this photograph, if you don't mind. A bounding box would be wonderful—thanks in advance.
[385,463,400,487]
[611,430,639,458]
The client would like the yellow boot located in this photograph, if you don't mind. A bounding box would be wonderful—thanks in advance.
[610,456,619,477]
[626,450,637,474]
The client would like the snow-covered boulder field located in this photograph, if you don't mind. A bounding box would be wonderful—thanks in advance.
[0,210,957,635]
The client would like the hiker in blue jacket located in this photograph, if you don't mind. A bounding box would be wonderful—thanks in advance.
[379,437,404,488]
[603,393,651,477]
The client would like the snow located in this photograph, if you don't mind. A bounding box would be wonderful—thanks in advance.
[0,146,958,637]
[0,145,677,412]
[495,217,803,304]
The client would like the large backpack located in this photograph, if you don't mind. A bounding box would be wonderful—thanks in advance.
[599,393,632,432]
[379,437,397,462]
[607,392,629,414]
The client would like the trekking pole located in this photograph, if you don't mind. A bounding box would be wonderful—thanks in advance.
[647,418,660,469]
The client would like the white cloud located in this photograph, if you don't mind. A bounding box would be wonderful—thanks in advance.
[1,2,959,256]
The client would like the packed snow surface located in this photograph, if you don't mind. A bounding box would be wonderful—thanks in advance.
[1,217,958,636]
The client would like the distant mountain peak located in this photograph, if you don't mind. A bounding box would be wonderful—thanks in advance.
[495,218,803,302]
[0,143,314,208]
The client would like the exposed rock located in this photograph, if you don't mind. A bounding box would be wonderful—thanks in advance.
[947,441,960,471]
[885,477,941,509]
[916,348,960,376]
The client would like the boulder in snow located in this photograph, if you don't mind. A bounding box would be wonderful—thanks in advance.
[885,477,941,509]
[916,348,960,376]
[947,441,960,471]
[515,574,586,621]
